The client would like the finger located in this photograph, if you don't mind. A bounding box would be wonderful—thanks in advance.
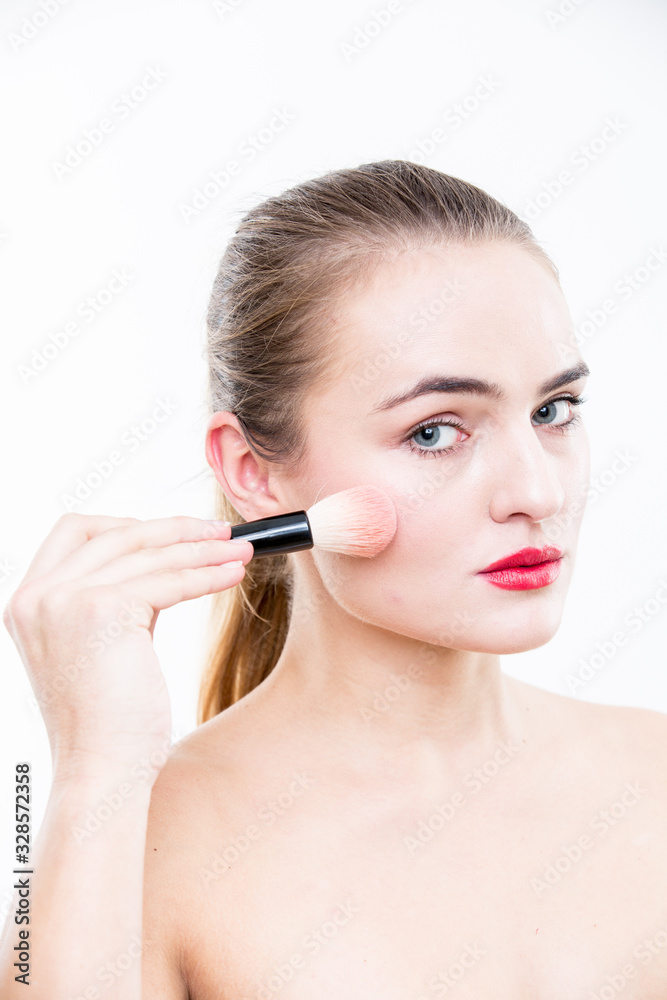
[22,514,140,585]
[116,561,249,612]
[36,516,236,586]
[75,537,254,589]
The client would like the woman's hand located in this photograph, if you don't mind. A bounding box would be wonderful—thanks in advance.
[2,514,253,785]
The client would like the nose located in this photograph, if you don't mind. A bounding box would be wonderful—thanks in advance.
[486,421,565,525]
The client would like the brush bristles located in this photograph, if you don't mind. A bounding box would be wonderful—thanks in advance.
[306,486,397,557]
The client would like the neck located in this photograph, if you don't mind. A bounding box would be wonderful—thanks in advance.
[261,573,528,789]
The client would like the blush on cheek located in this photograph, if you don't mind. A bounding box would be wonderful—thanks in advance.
[379,586,405,606]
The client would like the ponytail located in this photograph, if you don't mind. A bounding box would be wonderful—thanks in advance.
[197,491,292,722]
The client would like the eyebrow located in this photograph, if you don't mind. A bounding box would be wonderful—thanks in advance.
[369,361,591,413]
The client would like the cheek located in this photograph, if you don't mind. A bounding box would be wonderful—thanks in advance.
[308,484,468,617]
[296,453,481,638]
[309,545,425,636]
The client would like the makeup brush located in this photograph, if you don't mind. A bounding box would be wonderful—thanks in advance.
[229,485,397,558]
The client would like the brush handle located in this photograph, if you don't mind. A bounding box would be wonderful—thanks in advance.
[229,511,313,556]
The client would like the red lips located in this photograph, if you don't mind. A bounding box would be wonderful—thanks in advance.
[480,546,563,574]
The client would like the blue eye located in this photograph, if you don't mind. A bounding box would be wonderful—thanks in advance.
[406,394,587,459]
[533,398,577,426]
[413,423,463,449]
[407,419,467,458]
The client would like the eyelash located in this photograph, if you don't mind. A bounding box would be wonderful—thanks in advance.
[405,393,588,459]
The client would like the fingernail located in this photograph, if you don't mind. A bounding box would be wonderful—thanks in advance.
[226,560,244,568]
[206,519,231,526]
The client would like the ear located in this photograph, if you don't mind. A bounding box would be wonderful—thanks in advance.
[205,411,285,522]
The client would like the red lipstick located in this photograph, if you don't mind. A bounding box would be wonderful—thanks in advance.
[478,546,563,591]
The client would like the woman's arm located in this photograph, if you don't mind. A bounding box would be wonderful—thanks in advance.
[0,512,253,998]
[0,769,158,998]
[142,755,193,999]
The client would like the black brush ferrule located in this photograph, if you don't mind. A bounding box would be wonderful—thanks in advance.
[229,511,313,556]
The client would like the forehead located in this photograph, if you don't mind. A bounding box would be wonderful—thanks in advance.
[320,243,576,399]
[334,244,576,366]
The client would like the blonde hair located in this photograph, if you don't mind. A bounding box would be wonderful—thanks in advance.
[197,159,558,723]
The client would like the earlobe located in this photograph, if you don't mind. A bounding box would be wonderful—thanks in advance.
[205,411,282,522]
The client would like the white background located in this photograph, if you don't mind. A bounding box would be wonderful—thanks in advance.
[1,0,666,930]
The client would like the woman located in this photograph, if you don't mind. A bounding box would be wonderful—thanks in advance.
[3,161,667,998]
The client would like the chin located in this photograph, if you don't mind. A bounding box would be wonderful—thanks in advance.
[359,600,563,656]
[488,630,558,655]
[414,591,565,655]
[472,608,564,654]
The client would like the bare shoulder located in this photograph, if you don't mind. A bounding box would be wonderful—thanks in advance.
[146,697,265,841]
[512,676,667,793]
[142,701,263,994]
[558,688,667,757]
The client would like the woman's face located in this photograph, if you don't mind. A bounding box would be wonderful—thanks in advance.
[283,242,590,654]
